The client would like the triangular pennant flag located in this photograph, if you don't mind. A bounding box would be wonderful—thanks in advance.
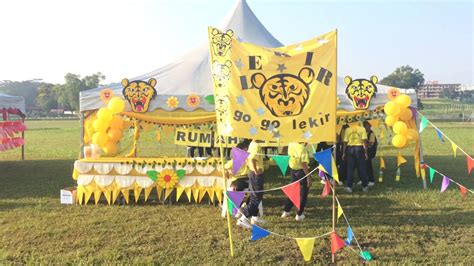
[314,148,332,176]
[330,232,346,254]
[227,191,245,212]
[295,238,316,262]
[134,187,142,203]
[380,156,385,169]
[451,141,457,157]
[104,190,112,205]
[429,167,436,183]
[397,152,407,167]
[198,188,207,203]
[156,186,163,200]
[467,156,474,175]
[441,176,450,192]
[337,202,343,221]
[459,185,467,198]
[77,186,84,205]
[320,181,330,198]
[282,181,301,210]
[144,187,153,202]
[318,169,325,178]
[435,128,444,143]
[419,116,428,133]
[121,189,130,204]
[231,147,250,175]
[214,188,223,204]
[272,155,290,176]
[331,156,339,182]
[345,226,354,245]
[112,189,121,204]
[94,190,102,205]
[84,190,93,205]
[360,250,373,261]
[164,188,173,200]
[175,186,185,201]
[227,198,237,216]
[185,187,192,202]
[251,224,271,241]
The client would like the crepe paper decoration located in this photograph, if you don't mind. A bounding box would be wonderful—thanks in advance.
[419,116,428,133]
[360,250,373,261]
[156,186,164,200]
[146,170,158,181]
[282,181,301,210]
[204,95,215,105]
[272,155,290,176]
[99,88,114,103]
[441,176,450,192]
[227,191,245,213]
[397,152,407,167]
[337,202,343,221]
[84,190,93,205]
[380,156,385,169]
[451,141,457,157]
[104,190,112,205]
[198,188,207,203]
[207,188,215,203]
[112,189,121,204]
[231,147,250,175]
[429,167,436,183]
[345,226,354,245]
[164,188,173,200]
[176,169,186,181]
[295,238,316,262]
[122,189,130,204]
[166,96,179,108]
[144,187,153,202]
[459,185,467,198]
[134,187,142,203]
[186,94,201,108]
[320,181,331,198]
[94,190,102,205]
[395,167,401,181]
[185,187,193,202]
[251,224,271,241]
[330,232,346,254]
[158,169,179,189]
[314,148,332,177]
[435,128,444,143]
[214,188,223,204]
[467,156,474,175]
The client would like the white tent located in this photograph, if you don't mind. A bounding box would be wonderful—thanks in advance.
[0,93,26,114]
[80,0,416,113]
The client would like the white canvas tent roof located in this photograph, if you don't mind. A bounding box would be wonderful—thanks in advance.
[80,0,416,113]
[0,93,25,114]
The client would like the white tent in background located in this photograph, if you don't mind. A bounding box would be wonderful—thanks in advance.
[80,0,416,113]
[0,93,25,114]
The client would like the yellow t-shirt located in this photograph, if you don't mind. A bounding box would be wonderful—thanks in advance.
[288,142,309,170]
[344,126,367,146]
[224,160,248,181]
[246,141,264,173]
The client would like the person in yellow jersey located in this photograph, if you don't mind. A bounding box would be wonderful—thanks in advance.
[237,138,265,229]
[363,120,377,187]
[342,122,369,193]
[281,142,312,221]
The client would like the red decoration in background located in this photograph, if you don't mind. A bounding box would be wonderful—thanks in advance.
[459,185,467,198]
[320,181,331,198]
[282,182,301,210]
[330,232,346,254]
[467,156,474,175]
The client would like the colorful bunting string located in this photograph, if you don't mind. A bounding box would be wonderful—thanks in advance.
[272,155,290,176]
[231,147,250,175]
[440,176,450,193]
[423,163,473,196]
[296,238,316,261]
[282,181,301,210]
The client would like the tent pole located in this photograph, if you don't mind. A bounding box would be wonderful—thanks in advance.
[332,29,338,264]
[21,117,25,160]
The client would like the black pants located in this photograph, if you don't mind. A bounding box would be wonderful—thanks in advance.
[283,169,309,216]
[366,156,375,183]
[242,171,264,218]
[346,146,368,188]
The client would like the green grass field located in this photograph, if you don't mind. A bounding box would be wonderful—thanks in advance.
[0,120,473,263]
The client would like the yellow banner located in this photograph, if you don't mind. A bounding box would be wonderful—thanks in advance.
[208,28,337,143]
[174,128,238,148]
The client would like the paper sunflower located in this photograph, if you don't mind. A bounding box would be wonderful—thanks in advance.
[157,169,178,189]
[186,94,200,108]
[166,97,179,108]
[99,89,114,103]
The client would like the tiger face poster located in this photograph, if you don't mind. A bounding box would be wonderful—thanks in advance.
[208,27,337,143]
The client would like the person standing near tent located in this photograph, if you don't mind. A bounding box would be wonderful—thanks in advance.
[363,120,377,187]
[336,124,349,184]
[342,123,369,193]
[281,142,312,221]
[237,138,265,228]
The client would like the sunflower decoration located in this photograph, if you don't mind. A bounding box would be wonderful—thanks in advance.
[186,94,201,108]
[99,88,114,103]
[146,169,186,189]
[166,96,179,109]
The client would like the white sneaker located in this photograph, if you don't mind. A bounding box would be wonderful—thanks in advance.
[236,217,251,229]
[235,209,243,219]
[281,211,291,218]
[344,187,353,193]
[356,181,362,186]
[368,182,375,187]
[295,214,305,221]
[250,216,267,225]
[362,186,369,193]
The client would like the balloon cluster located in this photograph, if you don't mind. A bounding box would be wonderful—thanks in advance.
[384,92,418,148]
[91,97,126,155]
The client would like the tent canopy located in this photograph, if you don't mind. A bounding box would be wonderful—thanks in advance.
[0,93,26,114]
[80,0,416,113]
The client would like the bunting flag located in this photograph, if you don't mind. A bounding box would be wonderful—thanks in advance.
[227,198,237,216]
[104,190,112,205]
[134,187,142,203]
[318,169,325,178]
[337,202,343,221]
[467,156,474,175]
[331,157,339,182]
[185,187,192,202]
[450,141,457,157]
[231,147,250,175]
[227,191,245,213]
[459,185,467,198]
[272,155,290,176]
[84,190,92,205]
[397,152,407,167]
[112,188,120,204]
[345,226,354,245]
[122,189,130,204]
[419,116,429,133]
[282,182,301,210]
[164,188,173,200]
[94,190,102,205]
[330,232,346,254]
[441,176,450,192]
[429,167,436,183]
[176,186,185,201]
[295,238,316,262]
[320,181,331,198]
[435,128,444,143]
[360,250,373,261]
[314,148,332,177]
[251,224,271,241]
[144,187,153,202]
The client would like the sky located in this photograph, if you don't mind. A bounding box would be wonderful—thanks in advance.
[0,0,472,85]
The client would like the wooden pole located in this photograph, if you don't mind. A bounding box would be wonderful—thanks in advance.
[218,136,235,257]
[21,117,25,160]
[332,29,338,264]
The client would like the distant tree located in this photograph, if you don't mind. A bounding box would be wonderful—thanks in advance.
[380,65,425,92]
[0,79,42,106]
[56,72,105,111]
[35,83,58,112]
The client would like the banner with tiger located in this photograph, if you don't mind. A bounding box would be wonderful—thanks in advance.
[208,27,337,143]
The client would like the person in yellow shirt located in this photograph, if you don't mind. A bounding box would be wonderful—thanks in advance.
[342,123,369,193]
[237,138,265,228]
[363,120,377,187]
[281,142,312,221]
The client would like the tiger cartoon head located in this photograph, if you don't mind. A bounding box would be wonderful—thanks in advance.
[210,28,234,57]
[344,75,378,110]
[215,94,229,122]
[251,67,315,117]
[212,60,232,88]
[122,78,157,113]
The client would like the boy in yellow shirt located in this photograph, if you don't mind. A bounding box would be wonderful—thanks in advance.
[342,123,369,193]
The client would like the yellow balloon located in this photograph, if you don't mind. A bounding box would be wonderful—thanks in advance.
[399,108,413,121]
[395,94,412,108]
[92,132,109,147]
[392,134,407,148]
[107,128,123,142]
[385,115,399,126]
[393,121,408,135]
[384,101,400,116]
[108,97,125,114]
[103,141,118,155]
[97,108,113,123]
[109,116,124,129]
[93,119,108,132]
[83,134,91,144]
[406,128,419,141]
